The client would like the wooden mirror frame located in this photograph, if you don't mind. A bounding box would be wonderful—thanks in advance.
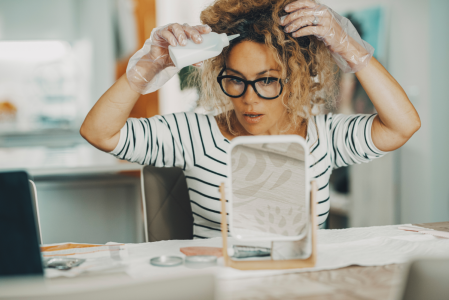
[219,181,317,270]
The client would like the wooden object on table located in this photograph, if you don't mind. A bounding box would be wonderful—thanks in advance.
[180,247,223,257]
[219,181,318,270]
[414,222,449,232]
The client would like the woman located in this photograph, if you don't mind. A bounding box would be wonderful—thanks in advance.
[80,0,420,238]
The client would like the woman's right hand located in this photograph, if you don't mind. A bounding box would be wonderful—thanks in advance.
[127,23,211,95]
[149,23,212,66]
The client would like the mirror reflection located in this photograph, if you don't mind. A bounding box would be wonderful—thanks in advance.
[230,141,308,240]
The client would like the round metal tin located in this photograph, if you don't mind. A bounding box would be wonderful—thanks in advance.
[185,255,217,268]
[150,256,183,267]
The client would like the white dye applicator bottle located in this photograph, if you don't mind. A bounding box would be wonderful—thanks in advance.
[169,32,240,69]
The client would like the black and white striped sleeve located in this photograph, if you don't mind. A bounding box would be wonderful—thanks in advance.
[109,113,191,170]
[326,113,388,169]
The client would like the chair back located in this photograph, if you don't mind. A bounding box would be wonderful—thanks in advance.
[141,166,193,242]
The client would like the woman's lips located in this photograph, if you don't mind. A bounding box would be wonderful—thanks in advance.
[243,113,264,124]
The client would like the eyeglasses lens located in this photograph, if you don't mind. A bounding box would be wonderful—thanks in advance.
[222,78,245,97]
[255,79,282,98]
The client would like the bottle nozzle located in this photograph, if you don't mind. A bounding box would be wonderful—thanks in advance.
[227,34,240,41]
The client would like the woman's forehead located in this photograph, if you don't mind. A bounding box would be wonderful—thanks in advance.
[226,40,281,76]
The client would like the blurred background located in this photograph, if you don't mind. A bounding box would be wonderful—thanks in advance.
[0,0,447,243]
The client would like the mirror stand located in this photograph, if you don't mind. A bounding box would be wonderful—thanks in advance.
[219,181,318,270]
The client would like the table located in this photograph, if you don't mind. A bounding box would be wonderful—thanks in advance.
[2,222,448,300]
[220,222,448,300]
[220,264,404,300]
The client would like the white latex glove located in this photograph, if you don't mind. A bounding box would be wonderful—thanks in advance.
[280,0,374,73]
[126,23,211,94]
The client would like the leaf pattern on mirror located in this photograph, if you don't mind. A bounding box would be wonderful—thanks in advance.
[293,212,303,225]
[233,152,248,173]
[255,216,265,225]
[257,209,265,217]
[278,216,286,228]
[245,151,266,181]
[269,169,292,190]
[239,214,251,221]
[295,224,306,235]
[233,197,258,207]
[267,151,288,167]
[233,173,272,199]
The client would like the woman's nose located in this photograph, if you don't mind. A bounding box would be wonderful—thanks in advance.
[242,85,260,105]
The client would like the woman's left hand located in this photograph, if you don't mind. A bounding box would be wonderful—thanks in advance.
[279,0,374,73]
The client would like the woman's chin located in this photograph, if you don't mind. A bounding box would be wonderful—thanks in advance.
[241,124,269,136]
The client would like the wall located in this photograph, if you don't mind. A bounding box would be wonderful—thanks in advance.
[390,0,432,224]
[0,0,78,40]
[156,0,214,115]
[429,0,449,222]
[324,0,449,224]
[77,0,116,107]
[0,0,116,122]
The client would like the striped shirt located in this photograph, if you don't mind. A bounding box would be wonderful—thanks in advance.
[110,112,387,238]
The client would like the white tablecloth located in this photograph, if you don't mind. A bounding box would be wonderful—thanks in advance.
[45,225,449,280]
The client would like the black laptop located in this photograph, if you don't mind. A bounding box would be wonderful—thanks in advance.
[0,171,43,277]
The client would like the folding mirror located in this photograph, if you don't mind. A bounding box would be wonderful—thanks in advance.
[220,135,317,270]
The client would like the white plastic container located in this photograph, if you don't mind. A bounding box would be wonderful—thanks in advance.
[169,32,240,69]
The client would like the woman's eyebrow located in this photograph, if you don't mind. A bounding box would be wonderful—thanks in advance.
[256,69,281,75]
[226,68,244,76]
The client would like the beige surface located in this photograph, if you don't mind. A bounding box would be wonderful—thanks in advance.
[219,264,405,300]
[0,272,215,300]
[414,222,449,232]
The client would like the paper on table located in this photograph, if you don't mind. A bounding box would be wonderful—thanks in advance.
[398,224,449,239]
[42,242,129,278]
[41,242,128,258]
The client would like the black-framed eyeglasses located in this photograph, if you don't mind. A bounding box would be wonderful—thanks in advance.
[216,68,285,100]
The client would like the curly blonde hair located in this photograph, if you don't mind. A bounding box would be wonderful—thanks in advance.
[192,0,339,133]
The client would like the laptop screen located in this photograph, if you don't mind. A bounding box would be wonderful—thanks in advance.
[0,171,43,276]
